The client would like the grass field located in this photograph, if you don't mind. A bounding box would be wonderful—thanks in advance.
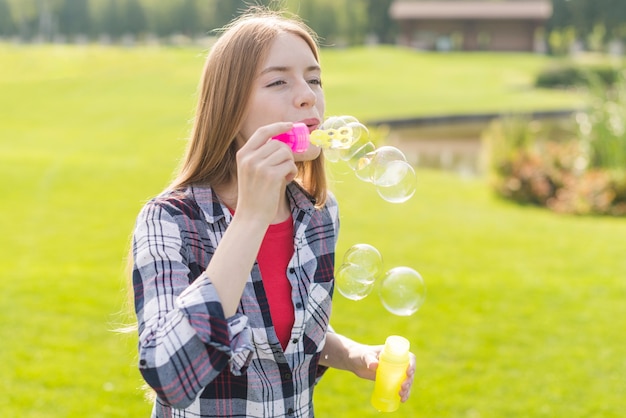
[1,44,625,417]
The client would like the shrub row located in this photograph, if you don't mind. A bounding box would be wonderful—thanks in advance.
[535,64,620,88]
[485,130,626,216]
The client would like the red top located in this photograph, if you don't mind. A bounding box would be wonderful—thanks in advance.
[257,216,295,350]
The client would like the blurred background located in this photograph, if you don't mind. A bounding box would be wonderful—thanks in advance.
[1,1,625,417]
[1,0,626,54]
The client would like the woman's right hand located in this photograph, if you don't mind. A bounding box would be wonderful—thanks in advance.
[235,122,298,225]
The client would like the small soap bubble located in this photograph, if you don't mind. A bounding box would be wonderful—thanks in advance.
[374,160,417,203]
[315,115,417,203]
[345,121,368,143]
[343,243,383,279]
[335,262,376,300]
[379,267,426,316]
[347,142,377,182]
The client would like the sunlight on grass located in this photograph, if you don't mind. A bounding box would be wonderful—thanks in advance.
[322,47,586,120]
[1,44,624,417]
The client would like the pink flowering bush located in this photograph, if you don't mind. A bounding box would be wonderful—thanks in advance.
[483,112,626,216]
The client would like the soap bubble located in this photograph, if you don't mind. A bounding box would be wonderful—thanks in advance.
[365,146,417,203]
[343,243,383,278]
[313,115,417,203]
[335,243,383,300]
[335,262,376,300]
[374,160,417,203]
[347,142,377,182]
[379,267,426,316]
[370,146,407,182]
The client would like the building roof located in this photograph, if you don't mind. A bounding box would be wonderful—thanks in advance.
[390,1,552,20]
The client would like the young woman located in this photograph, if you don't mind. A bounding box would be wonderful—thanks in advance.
[131,9,415,417]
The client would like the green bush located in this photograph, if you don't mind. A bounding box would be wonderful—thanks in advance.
[487,67,626,215]
[576,70,626,169]
[483,114,626,216]
[535,64,620,88]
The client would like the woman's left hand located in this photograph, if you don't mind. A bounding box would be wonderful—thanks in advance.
[351,343,416,403]
[320,334,416,402]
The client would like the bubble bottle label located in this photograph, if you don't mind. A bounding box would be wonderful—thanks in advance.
[371,335,410,413]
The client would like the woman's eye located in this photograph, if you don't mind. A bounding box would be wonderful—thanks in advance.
[309,78,322,86]
[267,80,286,87]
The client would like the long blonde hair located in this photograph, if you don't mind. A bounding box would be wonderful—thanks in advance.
[170,9,328,207]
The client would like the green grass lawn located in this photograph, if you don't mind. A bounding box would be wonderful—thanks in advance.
[1,44,625,417]
[322,46,587,121]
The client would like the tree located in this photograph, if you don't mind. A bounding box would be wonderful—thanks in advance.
[178,0,199,36]
[597,0,626,42]
[100,0,122,38]
[58,0,90,38]
[298,0,337,45]
[0,0,16,36]
[124,0,147,36]
[214,0,246,28]
[365,0,395,43]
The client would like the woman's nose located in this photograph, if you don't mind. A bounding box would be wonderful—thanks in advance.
[295,82,316,108]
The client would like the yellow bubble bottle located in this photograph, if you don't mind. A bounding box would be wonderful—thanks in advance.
[371,335,410,413]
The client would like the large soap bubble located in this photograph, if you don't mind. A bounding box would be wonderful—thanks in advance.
[335,262,376,301]
[363,146,417,203]
[374,160,417,203]
[335,243,383,300]
[370,146,408,183]
[343,243,383,278]
[378,267,426,316]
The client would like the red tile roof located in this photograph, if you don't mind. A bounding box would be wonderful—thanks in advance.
[390,1,552,20]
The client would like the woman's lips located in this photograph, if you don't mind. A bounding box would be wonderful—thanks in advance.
[299,118,321,132]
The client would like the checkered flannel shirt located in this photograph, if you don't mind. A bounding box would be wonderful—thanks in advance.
[132,182,339,417]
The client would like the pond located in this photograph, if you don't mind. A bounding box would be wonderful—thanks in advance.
[375,110,577,177]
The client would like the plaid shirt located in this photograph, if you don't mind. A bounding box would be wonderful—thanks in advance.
[132,182,339,417]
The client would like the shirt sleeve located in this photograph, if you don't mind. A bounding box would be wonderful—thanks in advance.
[132,199,253,408]
[315,195,340,383]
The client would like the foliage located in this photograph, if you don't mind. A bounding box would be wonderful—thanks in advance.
[0,0,391,45]
[484,68,626,216]
[548,0,626,47]
[535,63,620,88]
[1,0,626,51]
[484,121,626,215]
[576,69,626,169]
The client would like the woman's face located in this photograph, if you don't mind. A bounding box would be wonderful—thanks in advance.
[239,32,325,161]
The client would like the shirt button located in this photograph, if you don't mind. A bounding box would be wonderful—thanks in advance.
[139,359,147,367]
[295,302,303,309]
[289,267,295,274]
[283,372,292,380]
[292,338,299,344]
[287,408,294,416]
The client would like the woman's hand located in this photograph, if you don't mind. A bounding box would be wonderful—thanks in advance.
[349,343,416,403]
[206,122,297,317]
[235,122,298,224]
[320,333,416,403]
